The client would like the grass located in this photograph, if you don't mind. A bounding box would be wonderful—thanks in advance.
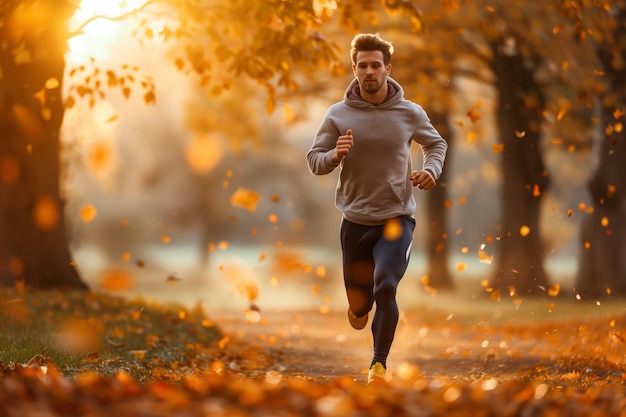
[0,286,222,382]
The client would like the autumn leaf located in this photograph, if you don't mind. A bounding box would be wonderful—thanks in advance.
[230,187,261,212]
[383,218,402,240]
[478,249,494,265]
[79,204,98,223]
[491,143,504,153]
[467,106,481,123]
[33,195,59,231]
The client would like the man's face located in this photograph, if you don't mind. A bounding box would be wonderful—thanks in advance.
[353,50,391,95]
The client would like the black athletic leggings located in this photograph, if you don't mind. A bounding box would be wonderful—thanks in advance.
[340,215,415,364]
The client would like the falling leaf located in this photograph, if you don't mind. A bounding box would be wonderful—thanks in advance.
[185,134,224,174]
[613,108,624,120]
[532,184,541,197]
[230,187,261,212]
[79,204,97,223]
[144,90,156,104]
[519,225,531,237]
[99,269,134,292]
[237,282,259,302]
[34,195,59,231]
[383,218,402,240]
[515,130,526,138]
[607,184,616,198]
[467,106,481,123]
[315,266,326,278]
[548,284,560,297]
[478,250,493,265]
[491,143,504,153]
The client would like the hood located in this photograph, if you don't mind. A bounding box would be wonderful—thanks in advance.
[343,77,404,109]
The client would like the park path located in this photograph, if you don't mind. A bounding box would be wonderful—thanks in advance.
[208,301,561,386]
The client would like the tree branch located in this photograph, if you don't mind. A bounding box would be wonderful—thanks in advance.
[67,0,159,39]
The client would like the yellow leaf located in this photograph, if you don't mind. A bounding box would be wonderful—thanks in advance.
[383,218,402,240]
[478,250,493,265]
[533,184,541,197]
[519,225,531,237]
[185,134,223,174]
[548,284,560,297]
[230,187,260,212]
[79,204,97,223]
[99,268,134,292]
[45,77,60,89]
[34,195,59,231]
[491,143,504,153]
[65,95,76,109]
[144,90,156,104]
[607,184,616,197]
[467,106,481,123]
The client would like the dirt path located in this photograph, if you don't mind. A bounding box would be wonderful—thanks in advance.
[207,286,626,389]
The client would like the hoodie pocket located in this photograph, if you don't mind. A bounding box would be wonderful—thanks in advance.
[339,179,404,214]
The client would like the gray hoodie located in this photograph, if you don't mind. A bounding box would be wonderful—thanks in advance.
[306,77,448,226]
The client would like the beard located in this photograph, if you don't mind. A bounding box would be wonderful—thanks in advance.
[360,77,385,94]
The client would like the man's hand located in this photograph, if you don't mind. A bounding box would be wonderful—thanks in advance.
[410,170,436,190]
[330,129,354,163]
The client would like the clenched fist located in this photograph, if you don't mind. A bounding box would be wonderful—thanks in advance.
[410,170,436,190]
[331,129,354,163]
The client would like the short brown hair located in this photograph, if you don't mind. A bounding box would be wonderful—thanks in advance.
[350,33,394,65]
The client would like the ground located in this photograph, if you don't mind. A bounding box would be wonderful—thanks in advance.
[3,285,626,416]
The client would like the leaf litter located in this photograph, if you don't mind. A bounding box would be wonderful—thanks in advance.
[2,287,626,416]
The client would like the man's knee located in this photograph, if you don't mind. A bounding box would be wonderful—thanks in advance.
[373,280,397,301]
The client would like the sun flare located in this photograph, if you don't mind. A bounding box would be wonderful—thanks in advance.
[67,0,150,62]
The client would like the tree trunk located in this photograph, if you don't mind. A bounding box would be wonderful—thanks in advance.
[425,111,454,290]
[575,118,626,298]
[0,1,87,289]
[489,40,551,297]
[575,9,626,298]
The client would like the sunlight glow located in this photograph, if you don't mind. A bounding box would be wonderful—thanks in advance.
[67,0,150,62]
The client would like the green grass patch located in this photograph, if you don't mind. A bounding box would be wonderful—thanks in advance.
[0,287,222,382]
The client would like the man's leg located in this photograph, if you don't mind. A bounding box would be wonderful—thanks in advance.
[370,216,415,367]
[340,219,376,320]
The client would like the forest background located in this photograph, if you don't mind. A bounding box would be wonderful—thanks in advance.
[1,0,624,314]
